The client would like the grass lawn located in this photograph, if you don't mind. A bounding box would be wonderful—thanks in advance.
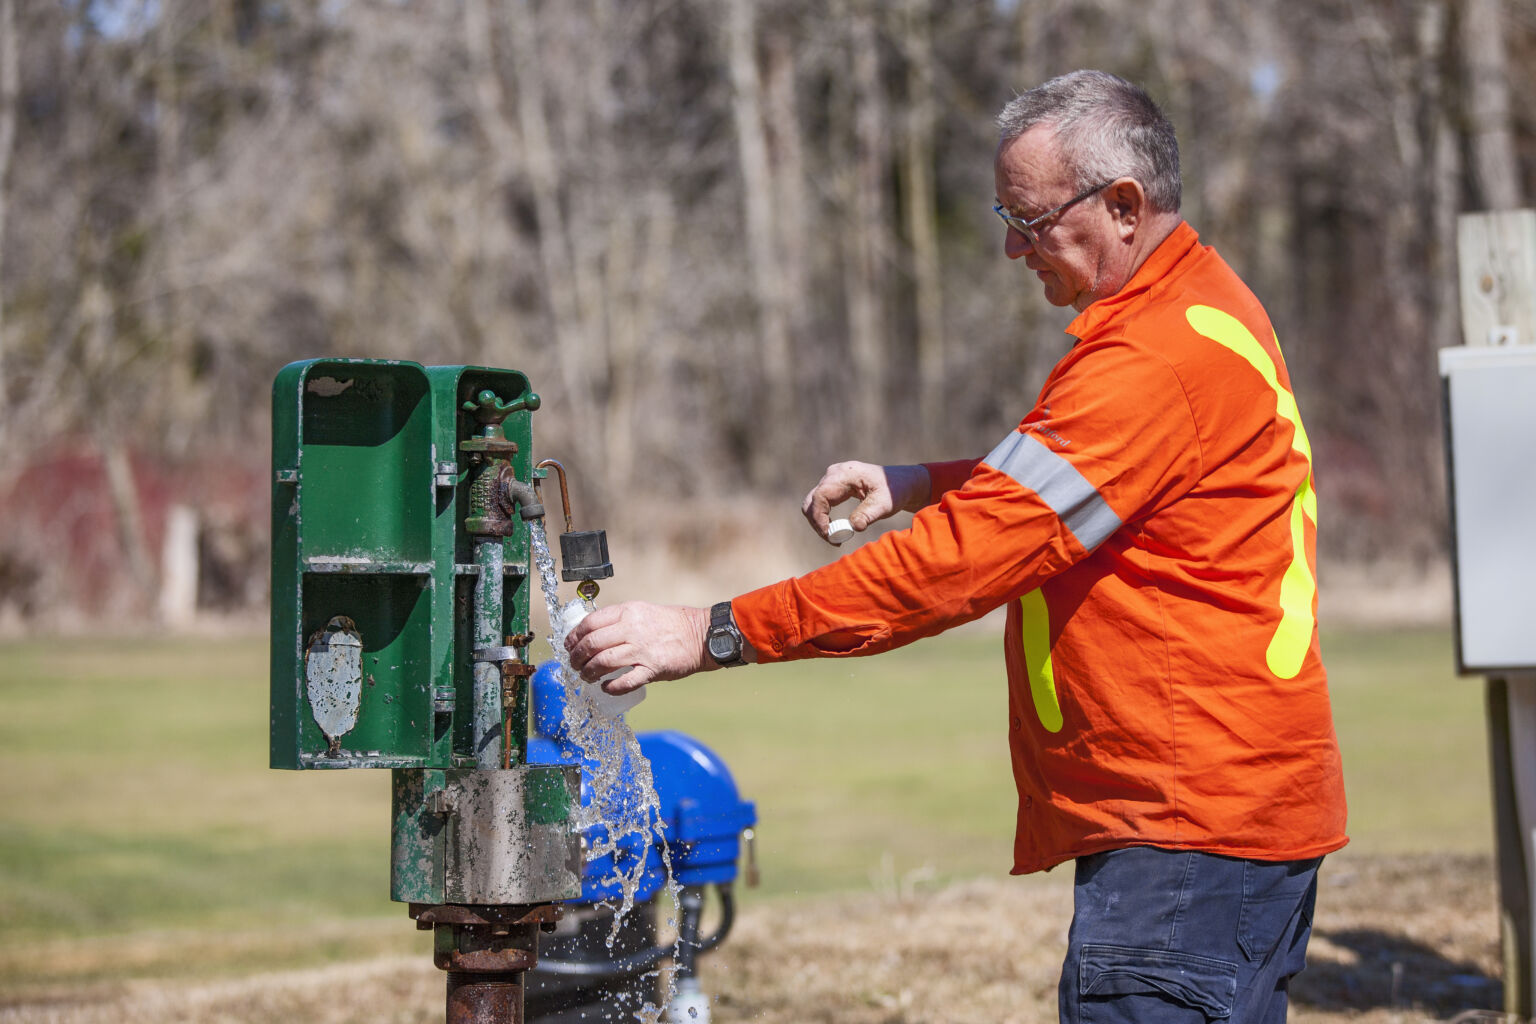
[1321,627,1494,854]
[0,622,1492,994]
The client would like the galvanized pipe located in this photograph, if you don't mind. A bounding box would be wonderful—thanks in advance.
[470,469,543,770]
[472,536,505,769]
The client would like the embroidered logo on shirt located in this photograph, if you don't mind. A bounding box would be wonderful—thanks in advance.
[1028,421,1072,447]
[1026,404,1072,447]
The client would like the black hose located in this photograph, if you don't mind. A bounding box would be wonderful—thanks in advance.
[535,884,736,979]
[695,884,735,956]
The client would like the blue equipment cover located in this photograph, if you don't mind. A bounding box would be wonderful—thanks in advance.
[527,662,757,902]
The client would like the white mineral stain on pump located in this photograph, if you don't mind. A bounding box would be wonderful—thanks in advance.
[827,518,855,544]
[557,600,646,718]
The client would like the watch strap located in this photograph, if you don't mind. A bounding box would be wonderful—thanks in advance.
[708,600,745,667]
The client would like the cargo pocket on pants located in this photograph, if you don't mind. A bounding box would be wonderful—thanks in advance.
[1078,943,1238,1023]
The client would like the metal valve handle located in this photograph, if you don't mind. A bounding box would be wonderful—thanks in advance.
[461,388,541,429]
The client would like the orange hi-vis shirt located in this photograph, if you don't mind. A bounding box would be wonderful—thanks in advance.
[732,222,1348,874]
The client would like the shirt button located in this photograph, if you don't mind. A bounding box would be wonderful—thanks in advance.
[1011,716,1022,731]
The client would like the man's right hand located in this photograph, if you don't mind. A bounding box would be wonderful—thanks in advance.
[800,462,931,544]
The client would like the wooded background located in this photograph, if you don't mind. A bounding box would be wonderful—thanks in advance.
[0,0,1529,621]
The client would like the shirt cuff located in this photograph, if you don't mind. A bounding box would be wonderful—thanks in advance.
[921,458,982,499]
[731,581,796,664]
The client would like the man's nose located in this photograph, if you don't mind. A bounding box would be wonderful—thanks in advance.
[1004,226,1032,261]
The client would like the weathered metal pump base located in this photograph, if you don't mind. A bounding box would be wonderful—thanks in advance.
[270,358,589,1024]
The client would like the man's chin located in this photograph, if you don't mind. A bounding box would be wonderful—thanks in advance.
[1040,285,1076,308]
[1031,272,1071,307]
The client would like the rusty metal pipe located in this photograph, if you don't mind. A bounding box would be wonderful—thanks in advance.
[533,459,575,535]
[416,907,557,1024]
[446,971,525,1024]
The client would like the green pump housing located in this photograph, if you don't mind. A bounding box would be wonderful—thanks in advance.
[269,357,580,907]
[270,357,539,769]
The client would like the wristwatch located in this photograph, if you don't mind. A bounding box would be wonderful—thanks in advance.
[707,601,746,668]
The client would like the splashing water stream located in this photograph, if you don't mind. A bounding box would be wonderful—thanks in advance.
[530,521,681,1022]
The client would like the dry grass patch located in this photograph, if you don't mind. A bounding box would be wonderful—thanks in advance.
[0,852,1506,1024]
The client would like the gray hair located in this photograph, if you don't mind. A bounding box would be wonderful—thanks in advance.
[996,70,1181,213]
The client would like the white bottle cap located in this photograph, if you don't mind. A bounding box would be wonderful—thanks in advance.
[827,518,855,544]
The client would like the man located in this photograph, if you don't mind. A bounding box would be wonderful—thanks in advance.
[566,70,1347,1023]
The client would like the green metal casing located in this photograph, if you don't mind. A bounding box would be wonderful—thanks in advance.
[269,358,538,770]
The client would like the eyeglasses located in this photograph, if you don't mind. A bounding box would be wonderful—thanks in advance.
[993,180,1114,246]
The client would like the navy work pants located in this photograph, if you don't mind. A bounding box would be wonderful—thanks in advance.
[1059,847,1321,1024]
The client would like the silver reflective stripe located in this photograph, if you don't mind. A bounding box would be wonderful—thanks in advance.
[983,430,1122,551]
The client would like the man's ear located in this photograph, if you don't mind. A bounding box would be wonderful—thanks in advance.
[1106,178,1145,239]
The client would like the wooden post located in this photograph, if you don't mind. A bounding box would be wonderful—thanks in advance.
[1458,211,1536,348]
[1455,209,1536,1017]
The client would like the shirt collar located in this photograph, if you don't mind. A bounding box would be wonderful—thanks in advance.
[1065,220,1200,339]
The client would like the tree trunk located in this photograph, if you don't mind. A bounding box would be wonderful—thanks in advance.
[470,0,597,435]
[1461,0,1521,210]
[0,0,17,434]
[1014,0,1060,82]
[899,0,944,445]
[844,0,889,446]
[104,444,156,603]
[154,0,196,453]
[602,191,675,496]
[762,29,806,347]
[725,0,793,478]
[1422,0,1462,347]
[1422,0,1461,537]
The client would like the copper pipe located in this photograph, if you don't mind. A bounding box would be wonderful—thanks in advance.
[533,459,575,535]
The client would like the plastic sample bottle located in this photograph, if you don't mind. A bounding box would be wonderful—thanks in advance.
[557,600,647,718]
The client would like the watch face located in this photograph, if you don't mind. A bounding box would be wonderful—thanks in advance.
[708,630,738,662]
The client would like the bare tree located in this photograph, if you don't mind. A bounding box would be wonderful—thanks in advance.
[898,0,946,441]
[725,0,795,478]
[1461,0,1522,209]
[840,0,891,446]
[0,0,1527,616]
[762,26,808,359]
[0,0,14,436]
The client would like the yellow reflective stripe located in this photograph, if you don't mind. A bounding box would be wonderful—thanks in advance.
[1269,478,1317,677]
[1184,304,1316,679]
[1019,589,1063,732]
